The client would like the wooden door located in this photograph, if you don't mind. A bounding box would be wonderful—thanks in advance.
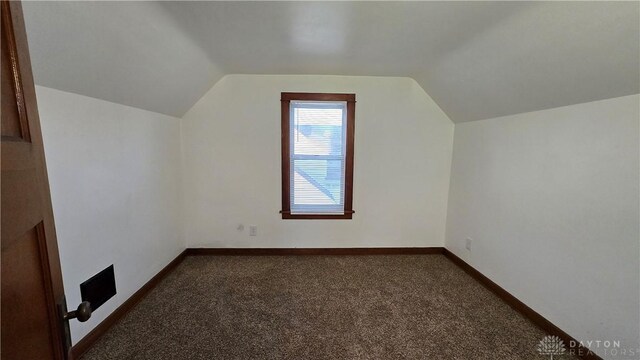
[1,1,68,359]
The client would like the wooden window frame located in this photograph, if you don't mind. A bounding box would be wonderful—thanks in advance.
[280,92,356,220]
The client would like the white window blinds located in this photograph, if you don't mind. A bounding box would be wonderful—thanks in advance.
[289,101,347,214]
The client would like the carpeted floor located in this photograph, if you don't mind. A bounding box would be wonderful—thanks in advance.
[81,255,578,359]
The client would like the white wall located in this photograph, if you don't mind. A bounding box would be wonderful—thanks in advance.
[445,95,640,358]
[36,86,184,344]
[181,75,454,248]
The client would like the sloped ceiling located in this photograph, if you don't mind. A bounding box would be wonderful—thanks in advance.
[23,1,639,122]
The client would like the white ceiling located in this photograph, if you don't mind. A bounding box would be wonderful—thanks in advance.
[23,1,639,122]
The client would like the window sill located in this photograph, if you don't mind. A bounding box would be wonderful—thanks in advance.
[280,211,354,220]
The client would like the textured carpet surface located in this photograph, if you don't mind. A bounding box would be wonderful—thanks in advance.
[81,255,578,359]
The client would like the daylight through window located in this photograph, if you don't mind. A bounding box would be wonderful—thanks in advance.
[281,93,355,219]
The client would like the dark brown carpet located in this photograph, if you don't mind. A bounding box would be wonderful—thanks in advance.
[81,255,577,359]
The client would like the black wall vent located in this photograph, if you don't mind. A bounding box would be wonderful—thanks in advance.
[80,265,116,311]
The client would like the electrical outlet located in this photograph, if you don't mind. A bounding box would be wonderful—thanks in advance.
[249,226,257,236]
[465,238,472,251]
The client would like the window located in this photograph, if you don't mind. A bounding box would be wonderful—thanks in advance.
[280,92,355,219]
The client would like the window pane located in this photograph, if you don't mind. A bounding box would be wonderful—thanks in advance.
[292,106,343,156]
[289,101,348,215]
[292,159,344,212]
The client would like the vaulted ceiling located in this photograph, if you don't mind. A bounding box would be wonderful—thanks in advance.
[22,1,639,122]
